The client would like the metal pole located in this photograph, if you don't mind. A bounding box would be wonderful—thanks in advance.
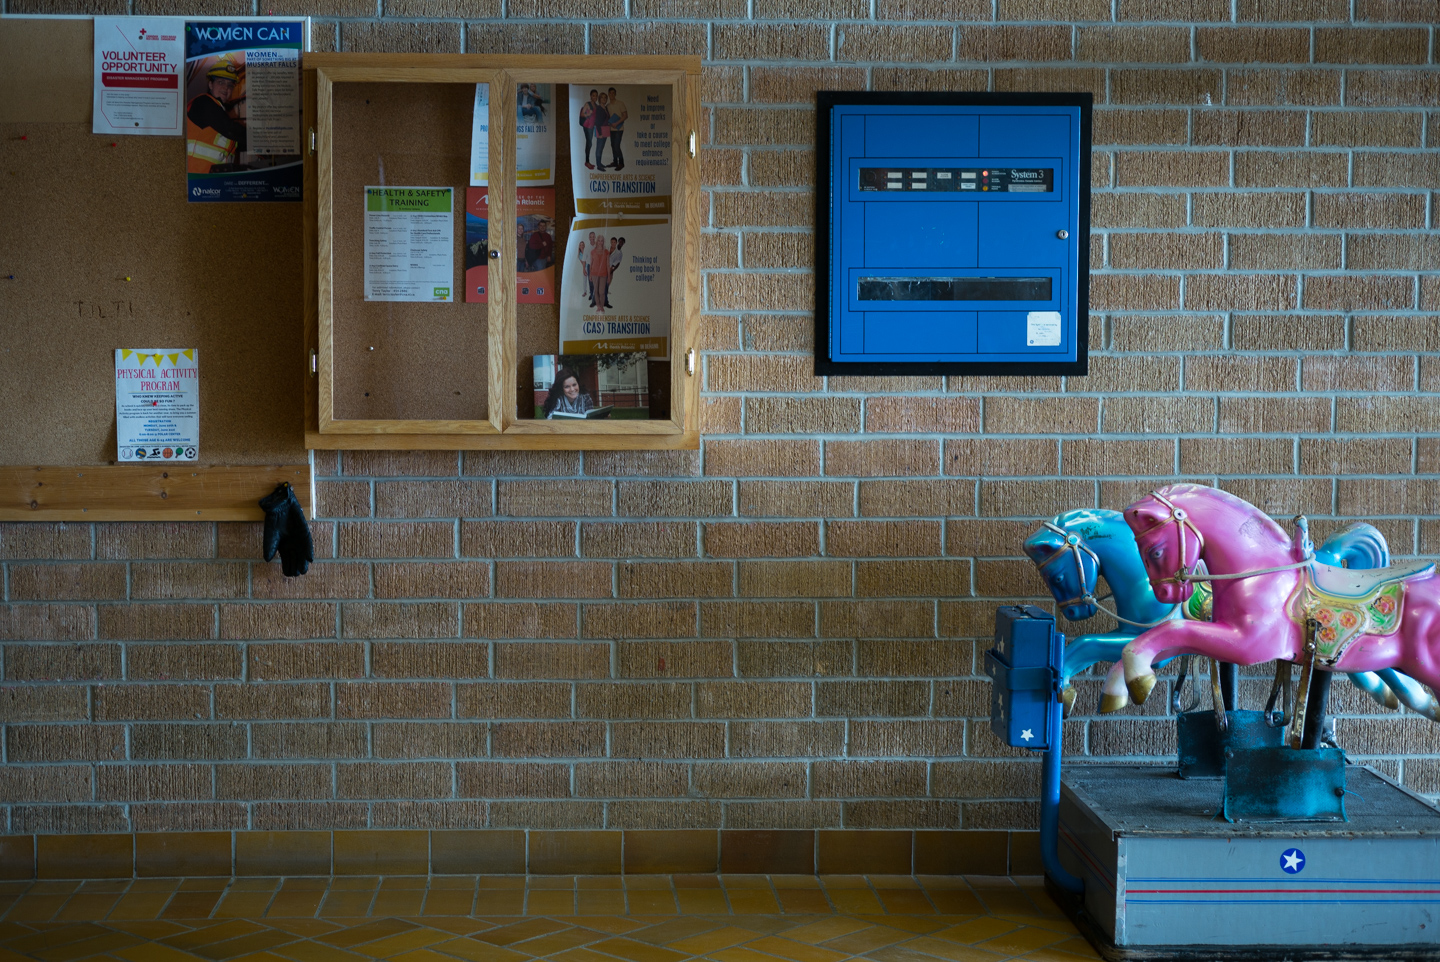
[1041,689,1084,894]
[1219,661,1238,711]
[1301,670,1333,751]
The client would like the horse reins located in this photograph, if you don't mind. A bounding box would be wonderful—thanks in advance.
[1038,520,1177,628]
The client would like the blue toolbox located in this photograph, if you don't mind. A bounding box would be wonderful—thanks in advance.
[985,604,1064,751]
[815,92,1092,376]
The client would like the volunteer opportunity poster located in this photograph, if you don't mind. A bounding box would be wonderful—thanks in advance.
[115,349,199,462]
[560,217,670,358]
[184,19,305,202]
[470,83,557,187]
[569,84,672,215]
[93,17,185,136]
[465,188,556,304]
[365,187,455,302]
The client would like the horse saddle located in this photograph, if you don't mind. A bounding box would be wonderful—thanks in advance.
[1298,560,1435,665]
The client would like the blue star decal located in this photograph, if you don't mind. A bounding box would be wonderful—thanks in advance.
[1280,848,1305,874]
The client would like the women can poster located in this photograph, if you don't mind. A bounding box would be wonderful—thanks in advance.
[470,83,557,187]
[569,84,672,215]
[184,19,306,202]
[559,216,670,359]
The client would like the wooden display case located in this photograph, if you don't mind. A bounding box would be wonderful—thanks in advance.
[302,54,702,450]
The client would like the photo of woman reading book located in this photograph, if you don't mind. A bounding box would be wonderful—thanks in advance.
[542,368,596,418]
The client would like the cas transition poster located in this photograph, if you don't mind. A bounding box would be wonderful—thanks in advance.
[465,187,556,304]
[470,82,556,187]
[365,187,455,303]
[93,17,185,136]
[115,349,199,462]
[560,216,670,358]
[184,19,306,202]
[569,84,672,215]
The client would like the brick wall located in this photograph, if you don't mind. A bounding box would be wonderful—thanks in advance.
[4,0,1440,835]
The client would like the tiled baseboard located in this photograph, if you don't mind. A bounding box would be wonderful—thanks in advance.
[0,830,1042,879]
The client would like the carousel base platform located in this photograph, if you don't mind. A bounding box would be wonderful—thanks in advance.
[1053,764,1440,960]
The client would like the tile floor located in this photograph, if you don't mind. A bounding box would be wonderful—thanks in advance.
[0,876,1099,962]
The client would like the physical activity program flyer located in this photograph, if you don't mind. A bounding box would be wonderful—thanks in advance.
[115,349,199,462]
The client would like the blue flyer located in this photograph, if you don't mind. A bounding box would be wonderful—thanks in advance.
[184,19,306,202]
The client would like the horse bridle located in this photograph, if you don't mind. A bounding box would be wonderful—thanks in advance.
[1130,490,1208,586]
[1035,520,1102,609]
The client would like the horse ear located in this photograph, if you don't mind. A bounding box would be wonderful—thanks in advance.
[1124,498,1169,535]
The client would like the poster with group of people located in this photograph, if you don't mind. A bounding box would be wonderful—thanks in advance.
[559,85,673,364]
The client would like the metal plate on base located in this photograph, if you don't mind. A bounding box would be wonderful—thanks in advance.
[1223,747,1347,823]
[1176,710,1285,779]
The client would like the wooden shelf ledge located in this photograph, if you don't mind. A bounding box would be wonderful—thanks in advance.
[0,465,312,522]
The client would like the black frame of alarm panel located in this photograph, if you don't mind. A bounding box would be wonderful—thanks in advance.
[813,90,1093,378]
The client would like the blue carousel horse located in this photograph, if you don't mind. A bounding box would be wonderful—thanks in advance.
[1024,508,1437,718]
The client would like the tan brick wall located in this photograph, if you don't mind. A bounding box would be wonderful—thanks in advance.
[1,0,1437,833]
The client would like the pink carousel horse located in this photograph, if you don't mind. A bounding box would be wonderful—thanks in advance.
[1098,483,1440,714]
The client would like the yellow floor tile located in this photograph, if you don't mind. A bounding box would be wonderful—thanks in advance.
[875,892,933,915]
[366,894,425,920]
[931,919,1020,946]
[744,937,849,962]
[708,947,792,962]
[663,926,751,956]
[272,940,369,962]
[546,949,620,962]
[775,918,870,946]
[721,892,779,916]
[467,895,523,918]
[4,896,69,923]
[318,921,418,949]
[899,936,1014,962]
[817,924,910,955]
[570,915,643,934]
[427,938,529,962]
[115,940,216,962]
[422,892,475,918]
[821,891,882,916]
[621,893,674,917]
[872,942,1005,962]
[352,928,450,959]
[717,877,769,890]
[214,894,280,921]
[774,891,830,916]
[575,892,627,917]
[584,938,686,962]
[53,895,122,922]
[671,890,727,916]
[523,891,573,917]
[925,893,985,917]
[976,926,1066,957]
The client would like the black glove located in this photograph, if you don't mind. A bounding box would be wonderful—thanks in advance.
[259,482,313,577]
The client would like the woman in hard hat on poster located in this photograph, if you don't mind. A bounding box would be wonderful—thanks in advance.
[186,54,247,173]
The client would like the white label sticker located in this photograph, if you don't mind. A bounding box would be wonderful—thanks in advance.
[1027,310,1062,347]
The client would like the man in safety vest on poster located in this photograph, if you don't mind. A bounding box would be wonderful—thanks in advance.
[186,55,247,173]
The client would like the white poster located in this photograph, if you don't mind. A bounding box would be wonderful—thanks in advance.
[470,83,556,187]
[364,187,454,302]
[115,349,199,462]
[560,216,671,359]
[569,84,673,215]
[93,16,186,136]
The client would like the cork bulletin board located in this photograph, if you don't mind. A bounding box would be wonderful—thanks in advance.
[327,81,586,424]
[0,17,310,520]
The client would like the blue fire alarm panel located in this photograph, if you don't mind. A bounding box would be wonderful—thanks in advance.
[816,93,1092,376]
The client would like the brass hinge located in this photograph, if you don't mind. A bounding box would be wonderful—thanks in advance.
[308,128,316,156]
[687,131,697,158]
[310,350,317,375]
[685,348,696,376]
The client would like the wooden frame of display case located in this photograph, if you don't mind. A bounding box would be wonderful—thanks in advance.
[303,54,702,450]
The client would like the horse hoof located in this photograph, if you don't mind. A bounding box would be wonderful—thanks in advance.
[1127,673,1157,705]
[1385,690,1401,711]
[1099,692,1130,714]
[1060,686,1077,717]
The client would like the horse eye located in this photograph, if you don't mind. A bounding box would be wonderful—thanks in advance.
[1149,547,1163,559]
